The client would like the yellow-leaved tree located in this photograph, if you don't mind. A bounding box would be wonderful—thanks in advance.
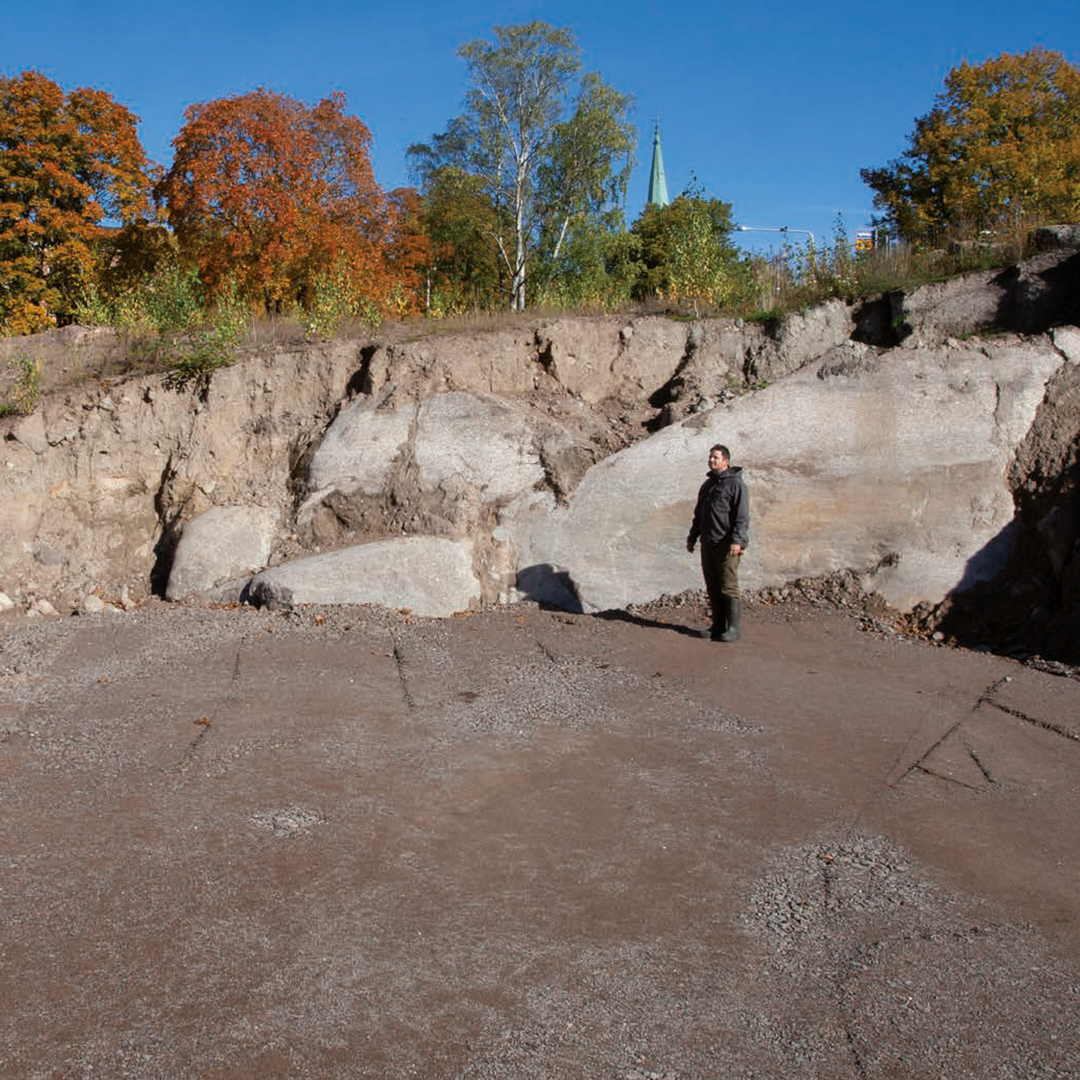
[861,48,1080,244]
[0,70,156,334]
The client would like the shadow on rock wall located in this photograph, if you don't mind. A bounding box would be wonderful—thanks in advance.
[515,564,583,613]
[928,511,1080,665]
[995,250,1080,334]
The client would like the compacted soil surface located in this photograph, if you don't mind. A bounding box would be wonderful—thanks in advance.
[1,598,1078,1079]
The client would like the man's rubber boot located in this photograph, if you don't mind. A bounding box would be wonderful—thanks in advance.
[718,598,741,642]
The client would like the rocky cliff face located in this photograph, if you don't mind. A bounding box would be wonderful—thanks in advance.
[2,228,1078,660]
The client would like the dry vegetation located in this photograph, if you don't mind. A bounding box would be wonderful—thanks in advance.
[0,224,1041,416]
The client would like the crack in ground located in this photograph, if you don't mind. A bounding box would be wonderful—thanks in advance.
[913,764,986,791]
[172,636,246,776]
[225,639,244,701]
[965,739,995,783]
[175,722,212,774]
[840,1009,871,1080]
[893,719,965,788]
[893,675,1021,789]
[818,855,872,1080]
[533,635,561,664]
[976,675,1013,706]
[390,631,416,710]
[983,697,1079,742]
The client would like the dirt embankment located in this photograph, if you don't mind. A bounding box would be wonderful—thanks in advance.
[3,234,1080,663]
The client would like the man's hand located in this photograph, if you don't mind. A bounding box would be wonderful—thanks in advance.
[729,543,743,556]
[686,537,696,553]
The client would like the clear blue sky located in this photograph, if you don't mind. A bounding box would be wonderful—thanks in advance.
[4,0,1078,254]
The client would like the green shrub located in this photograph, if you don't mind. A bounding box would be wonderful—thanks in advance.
[143,266,206,334]
[2,352,43,415]
[164,277,250,395]
[302,260,383,340]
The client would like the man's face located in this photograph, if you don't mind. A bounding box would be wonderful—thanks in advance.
[708,449,728,471]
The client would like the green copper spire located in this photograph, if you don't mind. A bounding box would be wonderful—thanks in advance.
[647,120,669,207]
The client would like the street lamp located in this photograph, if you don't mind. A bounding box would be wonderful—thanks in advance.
[736,225,816,248]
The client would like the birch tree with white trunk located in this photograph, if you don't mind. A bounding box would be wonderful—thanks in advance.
[409,22,634,311]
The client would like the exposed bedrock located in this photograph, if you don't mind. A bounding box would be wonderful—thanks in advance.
[501,338,1063,613]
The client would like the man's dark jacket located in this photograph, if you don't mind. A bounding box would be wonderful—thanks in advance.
[688,466,750,548]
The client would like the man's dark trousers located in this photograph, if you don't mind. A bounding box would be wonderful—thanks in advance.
[700,540,741,633]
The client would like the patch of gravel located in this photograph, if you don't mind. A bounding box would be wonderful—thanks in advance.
[737,830,1080,1078]
[249,806,327,837]
[0,602,257,683]
[379,610,761,748]
[742,832,941,949]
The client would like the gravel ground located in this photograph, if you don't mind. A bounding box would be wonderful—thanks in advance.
[2,595,1078,1078]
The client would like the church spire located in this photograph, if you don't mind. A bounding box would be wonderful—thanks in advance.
[647,120,669,207]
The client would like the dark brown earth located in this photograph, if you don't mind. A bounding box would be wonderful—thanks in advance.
[2,594,1078,1079]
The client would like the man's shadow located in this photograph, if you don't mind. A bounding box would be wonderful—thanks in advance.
[593,607,706,639]
[516,564,705,638]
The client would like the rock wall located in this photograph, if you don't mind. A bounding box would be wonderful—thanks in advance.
[2,339,364,609]
[2,233,1079,657]
[1,305,857,614]
[502,336,1066,614]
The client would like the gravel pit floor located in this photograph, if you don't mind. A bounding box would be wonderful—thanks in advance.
[1,598,1078,1079]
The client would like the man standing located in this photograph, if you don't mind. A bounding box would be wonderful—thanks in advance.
[686,444,750,641]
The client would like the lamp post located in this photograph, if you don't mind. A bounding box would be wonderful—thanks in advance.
[736,225,816,248]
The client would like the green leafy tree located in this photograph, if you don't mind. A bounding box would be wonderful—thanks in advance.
[631,186,748,306]
[0,70,156,334]
[533,211,641,309]
[409,166,503,314]
[408,22,635,311]
[862,48,1080,244]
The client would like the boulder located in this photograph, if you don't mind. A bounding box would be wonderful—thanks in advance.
[897,244,1080,346]
[1034,224,1080,250]
[166,505,279,600]
[247,537,480,617]
[898,267,1006,348]
[306,395,418,498]
[299,390,587,546]
[413,392,547,498]
[754,298,854,381]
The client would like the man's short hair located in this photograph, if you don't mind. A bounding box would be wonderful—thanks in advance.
[710,444,730,460]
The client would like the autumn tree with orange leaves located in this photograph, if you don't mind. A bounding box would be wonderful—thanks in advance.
[159,88,421,317]
[862,48,1080,244]
[0,70,156,334]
